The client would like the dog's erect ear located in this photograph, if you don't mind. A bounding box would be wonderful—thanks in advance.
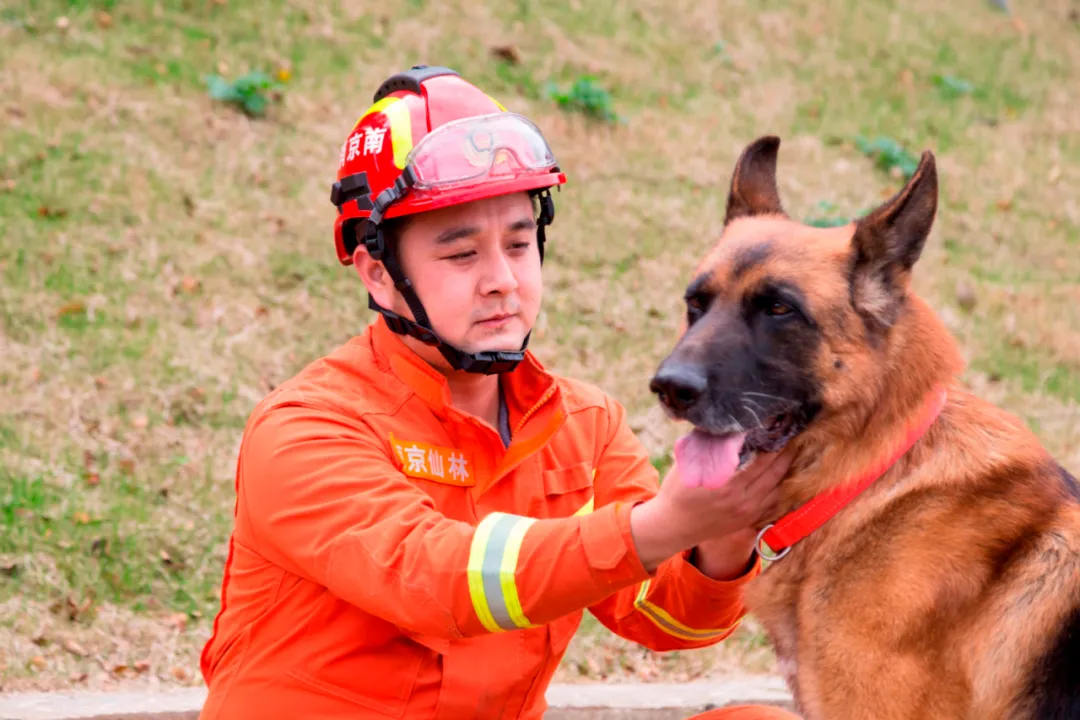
[724,136,785,225]
[850,150,938,329]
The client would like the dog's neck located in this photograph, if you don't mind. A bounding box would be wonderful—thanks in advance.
[780,295,965,517]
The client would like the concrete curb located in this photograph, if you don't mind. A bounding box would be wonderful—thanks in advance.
[0,678,792,719]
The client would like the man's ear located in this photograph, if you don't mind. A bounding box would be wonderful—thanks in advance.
[724,135,786,225]
[353,243,396,310]
[849,150,938,331]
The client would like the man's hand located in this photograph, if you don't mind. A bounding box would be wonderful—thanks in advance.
[690,530,758,580]
[629,448,793,573]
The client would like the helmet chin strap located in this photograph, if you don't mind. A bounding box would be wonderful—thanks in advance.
[367,294,531,375]
[363,189,555,376]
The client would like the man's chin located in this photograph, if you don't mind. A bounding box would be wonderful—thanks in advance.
[461,326,531,355]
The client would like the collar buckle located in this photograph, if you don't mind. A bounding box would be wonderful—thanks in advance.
[755,524,790,562]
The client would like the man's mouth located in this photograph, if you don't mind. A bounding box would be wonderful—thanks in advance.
[476,313,514,327]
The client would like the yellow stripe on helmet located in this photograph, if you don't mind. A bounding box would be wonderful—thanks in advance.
[352,96,414,170]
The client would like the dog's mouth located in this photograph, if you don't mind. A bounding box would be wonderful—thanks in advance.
[746,411,800,453]
[699,409,804,469]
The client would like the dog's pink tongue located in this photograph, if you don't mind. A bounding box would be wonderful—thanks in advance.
[674,430,746,489]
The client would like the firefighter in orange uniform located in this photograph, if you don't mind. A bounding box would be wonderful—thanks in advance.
[199,66,800,720]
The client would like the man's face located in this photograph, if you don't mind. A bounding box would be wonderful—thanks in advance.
[360,192,543,364]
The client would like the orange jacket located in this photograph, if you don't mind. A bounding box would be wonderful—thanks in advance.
[199,316,761,720]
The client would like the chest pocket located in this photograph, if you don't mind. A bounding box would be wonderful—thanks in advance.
[532,462,594,518]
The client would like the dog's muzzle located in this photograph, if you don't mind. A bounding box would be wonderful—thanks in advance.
[649,363,707,416]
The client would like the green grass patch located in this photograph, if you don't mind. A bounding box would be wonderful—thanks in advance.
[205,70,285,117]
[855,135,921,180]
[932,73,975,100]
[974,347,1080,404]
[804,200,858,228]
[546,75,622,124]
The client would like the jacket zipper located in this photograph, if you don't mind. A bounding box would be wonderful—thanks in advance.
[513,383,559,437]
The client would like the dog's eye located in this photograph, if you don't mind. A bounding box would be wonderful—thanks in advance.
[686,296,706,323]
[765,301,794,317]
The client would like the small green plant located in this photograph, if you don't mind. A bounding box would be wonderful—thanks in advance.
[932,73,975,100]
[205,71,284,117]
[65,0,118,7]
[804,200,875,228]
[804,200,851,228]
[711,40,734,65]
[855,135,920,180]
[546,75,621,124]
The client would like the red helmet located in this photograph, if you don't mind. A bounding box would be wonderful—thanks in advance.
[329,66,567,375]
[331,65,567,265]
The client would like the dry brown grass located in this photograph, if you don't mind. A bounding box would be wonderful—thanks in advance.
[1,0,1078,692]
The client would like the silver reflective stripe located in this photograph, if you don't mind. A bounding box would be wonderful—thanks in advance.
[480,514,520,630]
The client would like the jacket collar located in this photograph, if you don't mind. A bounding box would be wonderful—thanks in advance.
[369,315,560,424]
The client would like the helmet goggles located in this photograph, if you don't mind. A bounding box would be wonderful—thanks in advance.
[404,112,558,195]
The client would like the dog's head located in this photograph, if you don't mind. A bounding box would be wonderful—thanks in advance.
[650,135,940,464]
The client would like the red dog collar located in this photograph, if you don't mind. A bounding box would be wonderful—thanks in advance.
[757,385,948,561]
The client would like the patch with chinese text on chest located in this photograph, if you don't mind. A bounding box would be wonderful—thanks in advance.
[389,433,476,487]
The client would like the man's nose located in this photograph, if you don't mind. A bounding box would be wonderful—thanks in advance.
[481,252,519,295]
[649,363,707,414]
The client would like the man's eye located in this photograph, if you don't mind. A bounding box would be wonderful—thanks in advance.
[445,251,475,261]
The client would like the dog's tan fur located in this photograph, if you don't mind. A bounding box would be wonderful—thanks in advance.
[668,137,1080,719]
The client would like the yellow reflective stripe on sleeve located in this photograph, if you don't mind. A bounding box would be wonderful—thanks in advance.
[573,496,594,516]
[633,579,733,642]
[635,579,652,605]
[467,513,503,633]
[498,516,535,629]
[467,512,537,632]
[572,468,597,516]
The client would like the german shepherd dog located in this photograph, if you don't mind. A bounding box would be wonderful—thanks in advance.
[650,136,1080,719]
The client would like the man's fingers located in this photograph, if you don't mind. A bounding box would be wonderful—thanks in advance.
[755,487,782,524]
[742,447,794,495]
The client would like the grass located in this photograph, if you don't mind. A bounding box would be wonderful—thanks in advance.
[855,135,922,180]
[2,0,1079,693]
[546,75,623,124]
[204,70,285,117]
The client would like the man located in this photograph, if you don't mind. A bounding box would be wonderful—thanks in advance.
[199,66,799,720]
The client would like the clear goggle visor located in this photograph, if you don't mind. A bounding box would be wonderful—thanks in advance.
[406,112,558,191]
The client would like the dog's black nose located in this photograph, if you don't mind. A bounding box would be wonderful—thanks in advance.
[649,364,707,413]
